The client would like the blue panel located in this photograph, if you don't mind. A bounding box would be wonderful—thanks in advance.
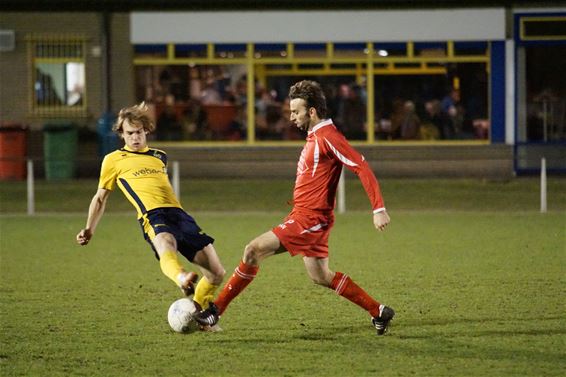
[255,43,286,51]
[514,142,566,174]
[373,42,406,51]
[175,44,207,52]
[134,44,167,53]
[294,43,326,51]
[334,42,366,50]
[454,41,488,53]
[490,41,506,143]
[214,43,247,52]
[414,42,446,50]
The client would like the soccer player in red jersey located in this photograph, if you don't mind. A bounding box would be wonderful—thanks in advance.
[195,80,395,335]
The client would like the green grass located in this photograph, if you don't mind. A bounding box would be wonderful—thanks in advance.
[1,178,565,376]
[1,177,566,213]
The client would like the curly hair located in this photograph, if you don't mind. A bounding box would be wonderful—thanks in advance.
[112,102,156,134]
[288,80,328,119]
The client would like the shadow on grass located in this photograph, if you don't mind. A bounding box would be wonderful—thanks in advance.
[208,323,367,344]
[399,327,566,339]
[398,315,566,338]
[382,315,566,366]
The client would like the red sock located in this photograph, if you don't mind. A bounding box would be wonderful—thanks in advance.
[330,272,381,317]
[214,260,259,315]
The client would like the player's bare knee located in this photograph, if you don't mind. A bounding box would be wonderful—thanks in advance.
[243,242,261,265]
[212,267,226,285]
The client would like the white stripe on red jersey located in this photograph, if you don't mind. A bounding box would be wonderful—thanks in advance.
[293,119,385,213]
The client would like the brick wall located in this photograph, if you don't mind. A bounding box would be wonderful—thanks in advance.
[0,12,134,131]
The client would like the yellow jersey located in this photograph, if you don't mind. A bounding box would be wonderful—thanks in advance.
[98,146,182,218]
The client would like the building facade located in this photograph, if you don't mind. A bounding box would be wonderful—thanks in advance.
[0,6,564,175]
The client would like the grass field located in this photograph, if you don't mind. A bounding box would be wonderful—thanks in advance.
[1,178,565,376]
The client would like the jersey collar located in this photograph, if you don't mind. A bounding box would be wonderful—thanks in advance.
[123,145,149,153]
[308,119,333,135]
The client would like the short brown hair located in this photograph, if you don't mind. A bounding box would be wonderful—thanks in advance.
[113,102,155,134]
[288,80,328,119]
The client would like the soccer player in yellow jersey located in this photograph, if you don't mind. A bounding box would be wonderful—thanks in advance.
[76,102,225,316]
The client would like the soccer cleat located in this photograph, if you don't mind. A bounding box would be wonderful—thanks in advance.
[179,271,199,297]
[372,305,395,335]
[193,302,220,327]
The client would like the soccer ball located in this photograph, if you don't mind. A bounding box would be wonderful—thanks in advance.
[167,298,199,333]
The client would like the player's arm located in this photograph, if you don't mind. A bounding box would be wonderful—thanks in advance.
[76,188,111,245]
[324,132,390,231]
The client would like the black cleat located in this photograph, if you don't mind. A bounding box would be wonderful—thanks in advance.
[193,302,220,327]
[372,305,395,335]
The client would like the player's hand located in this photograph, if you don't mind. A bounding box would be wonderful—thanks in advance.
[76,228,93,246]
[373,211,390,231]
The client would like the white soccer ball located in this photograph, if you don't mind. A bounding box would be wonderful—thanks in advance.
[167,298,199,333]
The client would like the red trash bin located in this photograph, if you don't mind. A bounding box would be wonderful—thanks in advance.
[0,123,28,180]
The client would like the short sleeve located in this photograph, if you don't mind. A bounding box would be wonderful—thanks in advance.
[98,154,117,191]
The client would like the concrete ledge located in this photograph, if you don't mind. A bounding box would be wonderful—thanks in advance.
[162,144,514,179]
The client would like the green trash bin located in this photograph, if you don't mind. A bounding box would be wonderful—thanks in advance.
[43,122,78,180]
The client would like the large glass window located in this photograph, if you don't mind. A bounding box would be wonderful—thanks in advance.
[133,41,491,143]
[373,63,488,141]
[514,13,566,173]
[261,63,488,142]
[521,45,566,142]
[134,64,246,141]
[28,35,86,115]
[263,76,363,141]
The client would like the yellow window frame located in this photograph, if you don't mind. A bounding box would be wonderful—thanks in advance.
[520,16,566,41]
[134,41,490,144]
[27,33,88,117]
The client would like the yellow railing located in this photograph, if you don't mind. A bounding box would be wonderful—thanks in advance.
[133,41,489,66]
[134,41,491,143]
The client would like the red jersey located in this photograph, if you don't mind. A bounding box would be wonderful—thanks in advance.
[292,119,385,214]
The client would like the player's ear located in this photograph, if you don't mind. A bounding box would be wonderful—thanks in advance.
[308,107,317,117]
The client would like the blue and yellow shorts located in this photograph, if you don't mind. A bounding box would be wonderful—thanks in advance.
[138,207,215,262]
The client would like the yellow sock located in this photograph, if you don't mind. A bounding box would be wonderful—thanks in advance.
[193,276,219,309]
[159,250,185,287]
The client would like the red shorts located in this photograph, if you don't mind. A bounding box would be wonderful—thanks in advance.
[272,209,334,258]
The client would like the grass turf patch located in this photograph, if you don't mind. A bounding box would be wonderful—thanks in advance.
[1,210,564,376]
[1,177,565,213]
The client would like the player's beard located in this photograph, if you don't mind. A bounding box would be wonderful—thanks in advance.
[296,113,311,131]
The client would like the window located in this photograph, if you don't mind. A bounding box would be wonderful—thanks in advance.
[27,34,87,116]
[521,17,566,40]
[133,41,491,143]
[514,13,566,173]
[134,64,247,141]
[520,45,566,142]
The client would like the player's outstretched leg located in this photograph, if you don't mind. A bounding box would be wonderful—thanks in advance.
[194,232,277,328]
[327,271,395,335]
[193,259,259,327]
[372,305,395,335]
